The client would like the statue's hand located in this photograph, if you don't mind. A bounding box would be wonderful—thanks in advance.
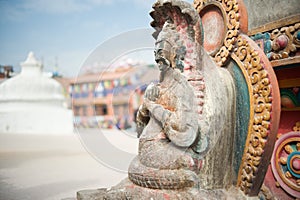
[144,83,160,102]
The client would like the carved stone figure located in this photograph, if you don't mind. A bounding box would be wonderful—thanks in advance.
[129,21,201,190]
[144,0,236,191]
[77,0,281,199]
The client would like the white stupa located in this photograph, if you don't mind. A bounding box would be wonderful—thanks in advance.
[0,52,74,134]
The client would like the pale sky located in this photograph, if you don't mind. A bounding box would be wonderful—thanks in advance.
[0,0,193,77]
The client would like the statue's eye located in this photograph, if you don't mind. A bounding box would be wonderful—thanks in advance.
[158,60,165,66]
[156,49,163,56]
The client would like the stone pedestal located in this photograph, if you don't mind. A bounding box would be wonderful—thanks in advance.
[77,179,253,200]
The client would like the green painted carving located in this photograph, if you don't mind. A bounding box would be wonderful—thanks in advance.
[228,61,250,176]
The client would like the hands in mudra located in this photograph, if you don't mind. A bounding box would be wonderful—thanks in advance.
[144,82,160,102]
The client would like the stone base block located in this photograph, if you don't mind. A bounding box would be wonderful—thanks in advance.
[77,178,253,200]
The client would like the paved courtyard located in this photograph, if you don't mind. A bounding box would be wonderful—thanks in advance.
[0,128,139,200]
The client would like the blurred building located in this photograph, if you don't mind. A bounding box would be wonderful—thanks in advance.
[54,76,73,109]
[0,65,13,78]
[0,65,14,83]
[69,65,158,129]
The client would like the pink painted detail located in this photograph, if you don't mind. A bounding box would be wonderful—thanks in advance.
[293,87,299,94]
[163,193,170,200]
[292,157,300,170]
[187,49,194,54]
[184,67,191,71]
[200,5,226,55]
[126,183,136,189]
[198,159,203,170]
[281,96,296,108]
[276,35,289,50]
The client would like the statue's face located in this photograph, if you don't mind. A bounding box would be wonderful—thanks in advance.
[154,40,171,72]
[154,48,169,72]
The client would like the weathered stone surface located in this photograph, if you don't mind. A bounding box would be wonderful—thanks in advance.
[77,179,254,200]
[77,189,108,200]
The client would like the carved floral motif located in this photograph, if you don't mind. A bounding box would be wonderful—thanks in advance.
[194,0,240,66]
[233,35,273,194]
[251,22,300,61]
[271,130,300,198]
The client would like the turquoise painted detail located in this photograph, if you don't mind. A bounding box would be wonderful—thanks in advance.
[287,151,300,179]
[228,61,250,175]
[251,33,272,58]
[296,31,300,40]
[280,88,300,107]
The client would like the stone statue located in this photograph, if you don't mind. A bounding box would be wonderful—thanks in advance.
[130,20,202,190]
[78,0,250,199]
[133,0,236,192]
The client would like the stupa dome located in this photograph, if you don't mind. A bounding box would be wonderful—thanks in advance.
[0,52,73,134]
[0,52,65,105]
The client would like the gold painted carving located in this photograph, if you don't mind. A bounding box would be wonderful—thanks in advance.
[194,0,240,66]
[249,16,300,65]
[259,184,276,200]
[293,121,300,132]
[269,22,300,61]
[233,35,272,194]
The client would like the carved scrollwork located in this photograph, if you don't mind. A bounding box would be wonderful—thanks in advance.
[233,35,273,195]
[193,0,207,10]
[269,23,300,60]
[194,0,240,66]
[250,21,300,62]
